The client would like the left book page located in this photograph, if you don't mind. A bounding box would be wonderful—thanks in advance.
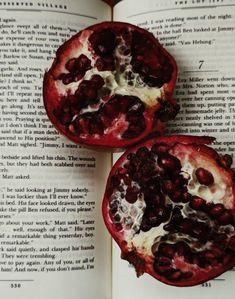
[0,1,112,299]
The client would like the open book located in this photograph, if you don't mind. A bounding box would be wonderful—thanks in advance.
[0,0,234,298]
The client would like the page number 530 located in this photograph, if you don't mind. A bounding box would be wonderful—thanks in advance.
[10,283,21,288]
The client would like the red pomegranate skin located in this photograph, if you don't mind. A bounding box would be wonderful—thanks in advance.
[102,0,121,6]
[43,22,178,149]
[102,135,235,286]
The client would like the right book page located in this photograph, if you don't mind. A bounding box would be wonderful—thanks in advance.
[112,0,235,298]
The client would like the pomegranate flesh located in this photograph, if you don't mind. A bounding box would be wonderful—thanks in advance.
[43,22,178,148]
[102,135,235,286]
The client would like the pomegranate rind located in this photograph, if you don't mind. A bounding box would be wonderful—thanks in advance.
[102,135,235,286]
[43,22,178,149]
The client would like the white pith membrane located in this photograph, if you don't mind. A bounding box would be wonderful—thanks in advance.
[108,145,235,276]
[54,29,165,137]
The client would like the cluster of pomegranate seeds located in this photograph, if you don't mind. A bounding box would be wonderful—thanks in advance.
[103,136,235,286]
[43,22,178,148]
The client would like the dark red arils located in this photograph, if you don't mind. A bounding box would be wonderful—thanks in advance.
[43,22,178,148]
[102,135,235,287]
[158,153,181,173]
[189,196,205,210]
[89,28,116,56]
[195,167,214,186]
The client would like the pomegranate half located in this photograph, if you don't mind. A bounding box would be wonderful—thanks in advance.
[43,22,178,148]
[102,135,235,286]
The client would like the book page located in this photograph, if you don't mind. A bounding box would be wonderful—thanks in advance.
[0,1,112,299]
[112,0,235,298]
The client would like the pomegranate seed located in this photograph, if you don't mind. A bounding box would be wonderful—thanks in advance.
[146,210,160,226]
[217,210,233,225]
[163,223,175,232]
[166,269,182,281]
[182,271,193,279]
[208,203,225,218]
[157,153,181,172]
[228,235,235,249]
[128,101,145,114]
[195,167,214,186]
[113,213,121,222]
[181,191,191,203]
[140,217,151,232]
[77,80,98,103]
[60,112,73,125]
[76,54,92,71]
[210,245,224,258]
[109,199,119,212]
[192,222,209,239]
[127,153,135,161]
[176,241,191,257]
[189,196,205,210]
[157,256,172,266]
[122,119,146,138]
[153,257,172,274]
[89,116,104,135]
[101,98,120,118]
[65,58,77,72]
[125,186,139,203]
[144,68,164,87]
[75,71,86,82]
[110,175,120,188]
[151,142,169,154]
[146,194,165,208]
[161,180,176,194]
[213,232,227,242]
[95,55,115,71]
[136,147,150,160]
[192,254,201,266]
[178,218,193,234]
[89,28,116,56]
[158,243,176,258]
[62,73,74,84]
[90,74,105,88]
[155,101,180,122]
[220,154,233,168]
[170,207,183,224]
[170,190,183,203]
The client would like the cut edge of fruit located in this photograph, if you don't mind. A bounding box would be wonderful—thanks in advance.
[43,21,178,149]
[102,135,235,286]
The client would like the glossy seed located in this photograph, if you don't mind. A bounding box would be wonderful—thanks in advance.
[158,243,176,258]
[136,146,149,160]
[189,196,205,210]
[89,28,116,56]
[220,154,233,168]
[175,241,191,257]
[151,142,169,154]
[217,210,233,225]
[90,74,105,88]
[125,186,139,203]
[195,167,214,186]
[208,203,225,218]
[166,269,182,281]
[95,55,115,71]
[157,153,181,172]
[153,256,172,274]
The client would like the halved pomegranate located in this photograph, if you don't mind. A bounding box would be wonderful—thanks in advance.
[43,22,178,148]
[102,135,235,286]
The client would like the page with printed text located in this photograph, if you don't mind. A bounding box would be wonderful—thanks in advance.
[0,1,112,299]
[113,0,235,298]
